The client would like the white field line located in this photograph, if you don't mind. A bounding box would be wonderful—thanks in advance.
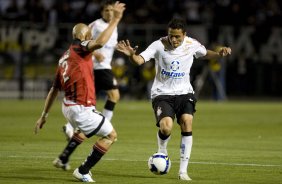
[3,154,282,168]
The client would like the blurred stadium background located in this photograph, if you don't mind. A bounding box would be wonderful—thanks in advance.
[0,0,282,100]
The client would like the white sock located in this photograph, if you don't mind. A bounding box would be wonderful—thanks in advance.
[179,135,192,174]
[157,132,170,155]
[102,109,113,121]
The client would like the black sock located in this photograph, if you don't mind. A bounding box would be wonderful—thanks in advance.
[104,100,116,111]
[158,130,170,140]
[181,132,192,136]
[59,134,83,164]
[79,144,106,174]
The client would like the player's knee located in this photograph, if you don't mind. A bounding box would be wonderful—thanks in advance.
[99,130,117,146]
[108,89,120,102]
[159,119,173,135]
[160,126,172,136]
[180,114,193,125]
[74,131,87,141]
[108,129,117,142]
[179,115,193,131]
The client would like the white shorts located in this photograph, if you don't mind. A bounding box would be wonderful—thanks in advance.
[62,103,113,137]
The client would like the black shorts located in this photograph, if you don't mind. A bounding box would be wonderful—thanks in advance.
[152,93,197,126]
[94,69,118,93]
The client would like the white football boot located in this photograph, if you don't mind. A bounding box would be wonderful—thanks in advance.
[73,168,95,182]
[178,172,192,181]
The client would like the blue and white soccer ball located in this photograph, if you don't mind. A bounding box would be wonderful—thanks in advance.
[148,153,171,175]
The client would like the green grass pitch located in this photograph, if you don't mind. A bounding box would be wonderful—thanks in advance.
[0,99,281,184]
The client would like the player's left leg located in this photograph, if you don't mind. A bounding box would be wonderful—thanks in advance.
[77,129,117,175]
[178,114,193,180]
[103,88,120,121]
[73,116,117,182]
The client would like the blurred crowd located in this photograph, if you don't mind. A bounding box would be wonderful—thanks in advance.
[1,0,281,27]
[1,0,282,99]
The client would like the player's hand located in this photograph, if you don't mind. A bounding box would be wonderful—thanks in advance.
[116,40,138,57]
[112,1,126,21]
[34,117,46,134]
[218,47,232,57]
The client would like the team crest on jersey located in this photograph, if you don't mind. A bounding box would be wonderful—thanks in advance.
[170,61,180,71]
[160,60,185,79]
[157,106,162,117]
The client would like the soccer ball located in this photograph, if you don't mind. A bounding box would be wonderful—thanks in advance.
[148,153,171,175]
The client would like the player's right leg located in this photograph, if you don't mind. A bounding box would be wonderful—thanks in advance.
[152,96,174,155]
[53,130,86,170]
[54,103,88,171]
[157,117,173,155]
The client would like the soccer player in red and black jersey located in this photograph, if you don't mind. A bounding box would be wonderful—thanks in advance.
[34,2,125,182]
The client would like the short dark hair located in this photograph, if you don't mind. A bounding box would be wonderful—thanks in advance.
[168,18,187,32]
[101,0,115,10]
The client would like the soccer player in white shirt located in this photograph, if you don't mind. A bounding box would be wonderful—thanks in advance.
[63,0,120,139]
[116,18,231,181]
[89,0,119,121]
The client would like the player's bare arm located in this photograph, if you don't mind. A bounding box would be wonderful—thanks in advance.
[87,2,126,51]
[34,87,59,134]
[116,40,144,65]
[203,47,232,60]
[93,51,105,62]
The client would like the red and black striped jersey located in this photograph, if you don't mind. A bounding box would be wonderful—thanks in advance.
[53,39,96,106]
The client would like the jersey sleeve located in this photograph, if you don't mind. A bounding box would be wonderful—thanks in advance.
[140,40,160,62]
[193,40,207,59]
[72,40,92,56]
[80,40,91,49]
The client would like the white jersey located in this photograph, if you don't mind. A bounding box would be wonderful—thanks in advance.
[140,36,207,99]
[89,18,118,70]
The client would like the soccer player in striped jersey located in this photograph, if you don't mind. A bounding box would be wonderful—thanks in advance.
[63,0,120,140]
[34,2,125,182]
